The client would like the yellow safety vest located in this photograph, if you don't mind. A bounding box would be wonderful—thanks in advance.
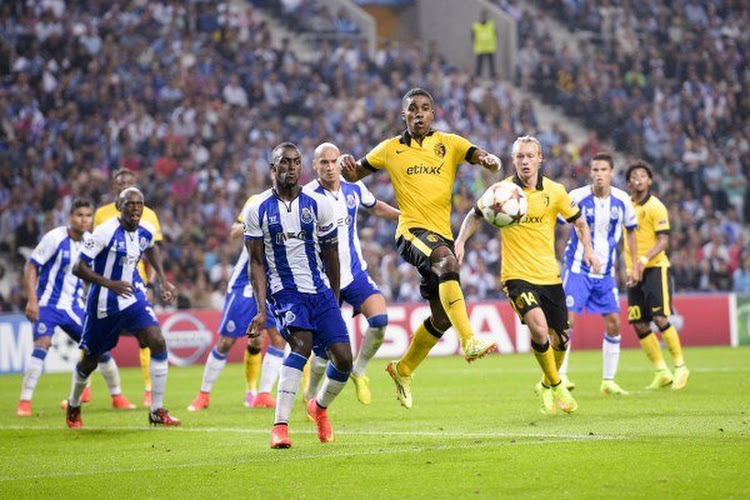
[473,20,496,55]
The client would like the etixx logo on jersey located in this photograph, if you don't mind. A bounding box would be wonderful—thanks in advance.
[162,312,214,367]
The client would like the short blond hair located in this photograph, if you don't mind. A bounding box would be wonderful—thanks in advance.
[511,136,542,157]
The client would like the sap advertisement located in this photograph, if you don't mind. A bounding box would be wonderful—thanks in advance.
[0,294,742,374]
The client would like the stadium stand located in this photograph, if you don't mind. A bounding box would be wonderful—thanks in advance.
[0,0,746,311]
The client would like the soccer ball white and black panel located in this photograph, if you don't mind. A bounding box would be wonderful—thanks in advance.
[478,182,528,229]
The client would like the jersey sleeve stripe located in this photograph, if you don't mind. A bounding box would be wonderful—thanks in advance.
[360,157,377,172]
[464,146,478,163]
[565,210,582,223]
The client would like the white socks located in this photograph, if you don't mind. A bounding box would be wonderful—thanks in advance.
[316,362,350,409]
[20,348,47,401]
[275,352,307,425]
[305,354,328,402]
[98,355,122,396]
[150,356,169,411]
[258,346,284,393]
[68,365,89,407]
[602,334,621,380]
[353,325,385,377]
[200,347,228,393]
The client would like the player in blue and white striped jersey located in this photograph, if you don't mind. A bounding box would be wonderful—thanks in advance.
[304,142,400,405]
[244,142,351,448]
[558,153,641,395]
[187,194,287,412]
[66,188,180,428]
[17,200,135,417]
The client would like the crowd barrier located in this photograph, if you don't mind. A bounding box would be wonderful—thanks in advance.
[0,294,746,374]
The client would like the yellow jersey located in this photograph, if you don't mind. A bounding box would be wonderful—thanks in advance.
[94,202,163,283]
[623,192,670,272]
[364,129,476,241]
[489,175,581,285]
[236,195,257,224]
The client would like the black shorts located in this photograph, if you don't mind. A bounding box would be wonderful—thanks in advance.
[503,279,569,335]
[627,266,673,324]
[396,228,454,300]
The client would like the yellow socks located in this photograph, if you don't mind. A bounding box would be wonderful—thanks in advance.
[639,333,668,371]
[438,276,473,347]
[661,325,685,367]
[244,347,262,392]
[139,347,151,391]
[553,347,566,370]
[532,341,561,387]
[398,318,443,377]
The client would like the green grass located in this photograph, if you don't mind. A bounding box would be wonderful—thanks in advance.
[0,346,748,499]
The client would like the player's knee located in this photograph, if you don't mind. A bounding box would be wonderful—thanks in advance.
[268,329,286,349]
[147,334,167,355]
[329,349,352,374]
[633,323,652,339]
[34,336,52,350]
[554,329,571,350]
[217,336,236,354]
[604,314,620,333]
[653,316,670,330]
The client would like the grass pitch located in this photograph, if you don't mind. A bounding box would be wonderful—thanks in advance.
[0,346,747,499]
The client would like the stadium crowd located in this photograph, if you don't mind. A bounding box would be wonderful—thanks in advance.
[0,0,747,313]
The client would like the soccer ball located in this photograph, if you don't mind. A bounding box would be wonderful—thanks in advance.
[477,182,527,228]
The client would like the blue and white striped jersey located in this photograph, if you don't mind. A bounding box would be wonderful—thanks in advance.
[78,217,156,318]
[305,178,376,288]
[243,187,337,294]
[29,226,85,310]
[563,186,637,277]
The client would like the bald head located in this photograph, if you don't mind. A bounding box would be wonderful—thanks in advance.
[313,142,342,190]
[314,142,340,159]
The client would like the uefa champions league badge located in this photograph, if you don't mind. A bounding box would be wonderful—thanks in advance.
[301,207,314,224]
[84,237,95,249]
[139,236,148,251]
[346,194,356,209]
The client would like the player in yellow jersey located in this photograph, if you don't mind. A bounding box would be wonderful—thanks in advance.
[94,169,163,407]
[338,88,502,409]
[456,136,600,415]
[624,161,689,390]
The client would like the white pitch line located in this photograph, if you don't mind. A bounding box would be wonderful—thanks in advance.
[0,437,615,482]
[0,424,614,441]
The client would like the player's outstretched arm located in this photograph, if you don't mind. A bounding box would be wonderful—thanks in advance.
[455,209,484,265]
[468,148,502,174]
[246,238,268,338]
[22,261,39,322]
[372,200,400,220]
[144,245,176,302]
[573,216,601,273]
[338,154,372,182]
[72,260,133,297]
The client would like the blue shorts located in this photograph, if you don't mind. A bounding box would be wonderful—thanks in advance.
[34,305,85,342]
[562,269,620,315]
[80,301,160,358]
[271,288,349,358]
[218,291,278,338]
[340,271,381,315]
